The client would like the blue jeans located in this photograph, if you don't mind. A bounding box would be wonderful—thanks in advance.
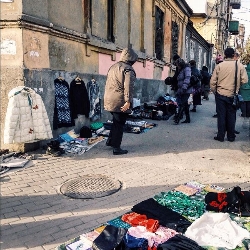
[215,93,236,140]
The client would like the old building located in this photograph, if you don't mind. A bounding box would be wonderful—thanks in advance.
[0,0,212,151]
[186,0,242,68]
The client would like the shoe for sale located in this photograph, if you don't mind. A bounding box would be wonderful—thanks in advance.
[214,136,224,142]
[113,148,128,155]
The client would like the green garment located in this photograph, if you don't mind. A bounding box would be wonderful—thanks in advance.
[240,82,250,101]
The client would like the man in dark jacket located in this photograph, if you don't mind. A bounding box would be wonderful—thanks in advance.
[104,47,138,155]
[200,66,211,101]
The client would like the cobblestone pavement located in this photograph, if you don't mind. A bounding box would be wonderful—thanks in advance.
[1,95,250,250]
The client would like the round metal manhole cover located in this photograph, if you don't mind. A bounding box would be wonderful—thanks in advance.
[60,175,122,199]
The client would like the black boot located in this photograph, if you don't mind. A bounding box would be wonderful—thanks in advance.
[113,148,128,155]
[181,106,190,123]
[106,137,112,146]
[174,107,184,125]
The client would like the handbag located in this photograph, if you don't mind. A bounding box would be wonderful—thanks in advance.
[232,60,240,109]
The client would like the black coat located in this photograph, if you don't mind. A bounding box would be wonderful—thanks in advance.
[69,79,90,119]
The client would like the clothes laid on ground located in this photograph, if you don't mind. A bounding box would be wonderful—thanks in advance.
[4,86,52,144]
[56,182,250,250]
[103,120,158,134]
[53,78,75,129]
[184,212,250,249]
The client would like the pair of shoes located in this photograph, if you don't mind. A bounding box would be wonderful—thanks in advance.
[234,130,240,134]
[214,136,224,142]
[113,148,128,155]
[190,109,196,112]
[213,114,218,118]
[46,147,62,157]
[181,120,190,123]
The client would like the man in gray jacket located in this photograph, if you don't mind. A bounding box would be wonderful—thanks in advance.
[104,47,138,155]
[210,48,248,142]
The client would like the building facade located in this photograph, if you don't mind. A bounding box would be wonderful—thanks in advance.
[0,0,212,150]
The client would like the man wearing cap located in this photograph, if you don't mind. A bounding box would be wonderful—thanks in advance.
[210,48,248,142]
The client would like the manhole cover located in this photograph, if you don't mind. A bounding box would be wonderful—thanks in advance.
[60,175,122,199]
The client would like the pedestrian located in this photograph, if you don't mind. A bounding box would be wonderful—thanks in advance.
[210,48,248,142]
[174,58,192,124]
[200,66,211,101]
[212,54,224,118]
[165,54,180,93]
[104,47,138,155]
[189,60,202,112]
[239,79,250,129]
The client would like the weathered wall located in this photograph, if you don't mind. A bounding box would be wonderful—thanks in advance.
[21,69,168,145]
[0,27,24,150]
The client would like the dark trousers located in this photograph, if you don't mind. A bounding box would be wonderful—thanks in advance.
[215,93,236,140]
[108,112,128,148]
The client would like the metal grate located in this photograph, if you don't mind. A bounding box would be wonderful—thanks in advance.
[60,175,122,199]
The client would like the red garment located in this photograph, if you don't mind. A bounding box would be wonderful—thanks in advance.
[121,212,159,232]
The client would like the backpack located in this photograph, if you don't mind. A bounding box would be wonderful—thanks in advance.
[190,74,199,86]
[80,126,92,138]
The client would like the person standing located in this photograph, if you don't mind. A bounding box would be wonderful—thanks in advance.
[174,58,192,124]
[212,54,224,118]
[189,60,202,112]
[200,66,211,101]
[104,47,138,155]
[210,48,248,142]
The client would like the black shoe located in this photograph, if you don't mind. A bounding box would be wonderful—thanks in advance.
[234,130,240,134]
[113,148,128,155]
[106,138,112,146]
[214,136,224,142]
[190,109,196,112]
[228,138,235,142]
[181,120,190,123]
[213,114,218,118]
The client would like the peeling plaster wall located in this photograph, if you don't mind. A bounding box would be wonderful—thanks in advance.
[0,28,24,150]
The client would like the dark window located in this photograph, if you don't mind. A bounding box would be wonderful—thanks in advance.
[154,6,164,60]
[107,0,115,42]
[172,21,179,56]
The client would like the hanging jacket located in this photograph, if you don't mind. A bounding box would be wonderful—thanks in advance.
[53,78,75,129]
[69,79,90,119]
[87,80,101,121]
[4,86,52,144]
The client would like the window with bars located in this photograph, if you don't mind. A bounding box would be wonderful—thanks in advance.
[155,6,164,60]
[171,21,179,58]
[107,0,115,42]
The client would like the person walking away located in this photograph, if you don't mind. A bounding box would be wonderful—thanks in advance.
[174,58,192,124]
[210,48,248,142]
[189,60,202,112]
[104,47,138,155]
[239,78,250,129]
[200,66,211,100]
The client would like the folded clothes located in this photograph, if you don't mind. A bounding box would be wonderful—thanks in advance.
[0,157,29,168]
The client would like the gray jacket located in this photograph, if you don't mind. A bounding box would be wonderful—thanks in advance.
[104,48,138,113]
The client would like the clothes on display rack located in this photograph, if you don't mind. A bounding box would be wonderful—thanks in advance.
[53,78,75,129]
[4,86,52,144]
[69,77,90,119]
[87,79,102,121]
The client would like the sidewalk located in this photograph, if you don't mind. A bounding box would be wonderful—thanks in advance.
[1,94,250,250]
